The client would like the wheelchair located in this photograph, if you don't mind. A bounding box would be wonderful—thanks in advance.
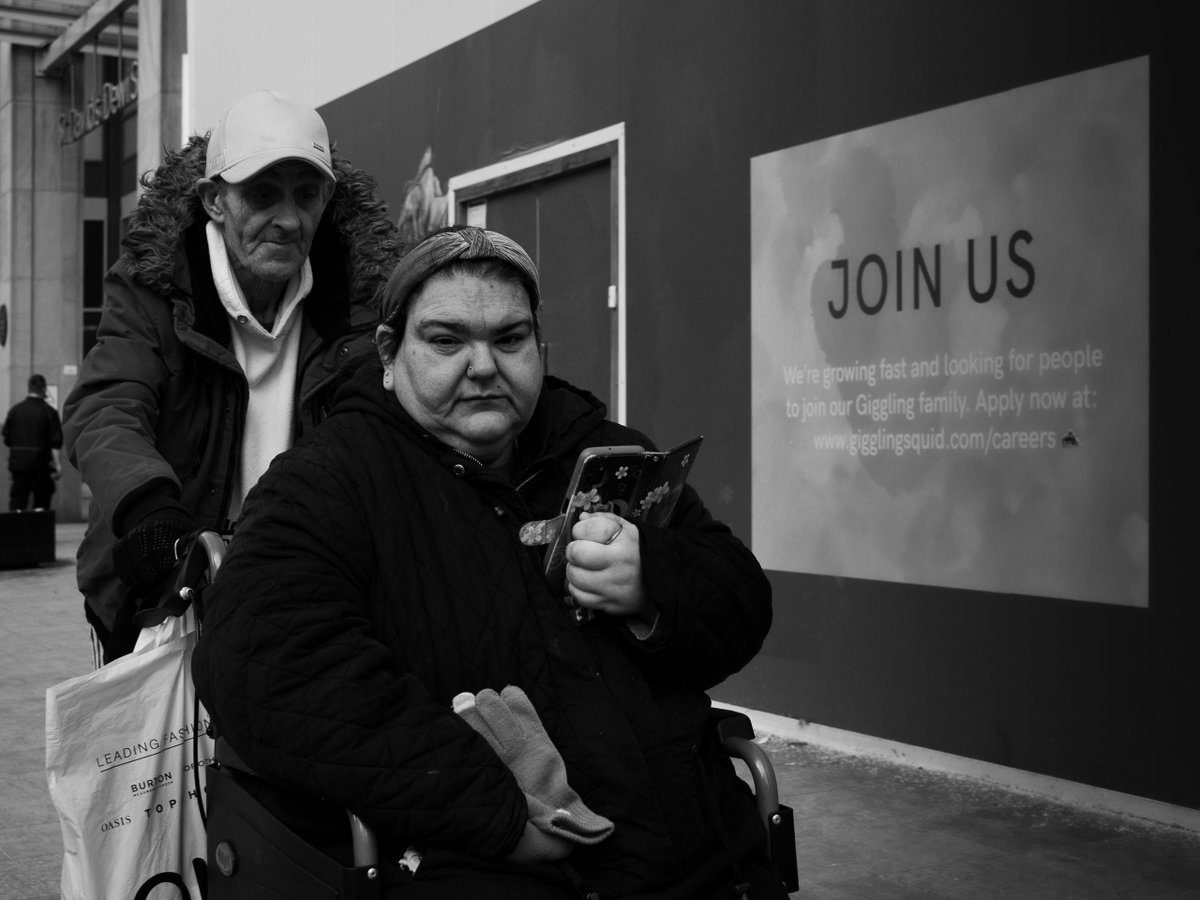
[162,532,798,898]
[204,709,798,899]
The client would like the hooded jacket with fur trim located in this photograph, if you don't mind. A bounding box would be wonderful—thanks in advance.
[63,133,401,641]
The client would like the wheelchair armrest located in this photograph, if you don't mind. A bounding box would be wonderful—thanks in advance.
[710,708,800,893]
[711,709,780,829]
[213,739,379,868]
[710,705,757,743]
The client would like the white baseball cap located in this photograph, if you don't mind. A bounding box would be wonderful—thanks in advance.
[204,90,334,184]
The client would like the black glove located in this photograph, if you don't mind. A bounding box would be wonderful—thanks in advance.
[112,515,198,600]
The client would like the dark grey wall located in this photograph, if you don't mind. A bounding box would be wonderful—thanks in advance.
[321,1,1193,807]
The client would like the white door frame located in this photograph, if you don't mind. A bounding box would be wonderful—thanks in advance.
[447,123,627,423]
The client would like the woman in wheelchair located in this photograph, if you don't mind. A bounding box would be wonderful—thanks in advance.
[193,226,785,899]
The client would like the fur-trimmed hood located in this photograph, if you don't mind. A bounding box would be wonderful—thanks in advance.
[120,133,402,313]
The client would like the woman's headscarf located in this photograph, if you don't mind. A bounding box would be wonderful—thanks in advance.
[378,225,541,328]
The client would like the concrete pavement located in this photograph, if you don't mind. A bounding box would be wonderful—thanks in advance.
[2,522,95,900]
[2,522,1197,899]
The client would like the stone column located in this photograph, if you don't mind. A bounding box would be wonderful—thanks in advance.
[137,0,188,178]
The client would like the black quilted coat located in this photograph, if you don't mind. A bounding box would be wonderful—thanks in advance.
[193,361,774,899]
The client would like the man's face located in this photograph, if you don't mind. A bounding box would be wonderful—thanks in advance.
[380,271,543,467]
[200,161,331,287]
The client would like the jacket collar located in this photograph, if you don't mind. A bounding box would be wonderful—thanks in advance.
[333,362,608,478]
[513,375,607,474]
[175,207,361,349]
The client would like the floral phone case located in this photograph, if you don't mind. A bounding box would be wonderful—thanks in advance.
[540,436,703,600]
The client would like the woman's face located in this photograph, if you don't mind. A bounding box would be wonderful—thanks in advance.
[379,271,543,466]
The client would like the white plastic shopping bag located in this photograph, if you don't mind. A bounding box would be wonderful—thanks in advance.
[46,610,213,900]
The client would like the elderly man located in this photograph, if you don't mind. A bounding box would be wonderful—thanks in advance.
[64,90,401,663]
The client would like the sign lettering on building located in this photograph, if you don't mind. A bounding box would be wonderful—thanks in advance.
[59,61,139,146]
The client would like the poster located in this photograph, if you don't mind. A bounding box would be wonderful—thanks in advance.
[750,57,1149,606]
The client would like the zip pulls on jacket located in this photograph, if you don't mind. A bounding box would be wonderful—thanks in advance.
[437,441,599,624]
